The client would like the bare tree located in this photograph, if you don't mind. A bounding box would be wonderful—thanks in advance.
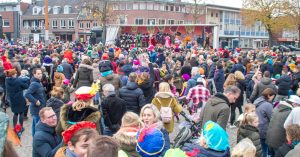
[191,0,205,24]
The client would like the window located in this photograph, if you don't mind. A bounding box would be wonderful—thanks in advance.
[33,7,39,15]
[211,12,213,17]
[147,18,155,25]
[140,3,146,10]
[185,20,192,24]
[160,5,164,11]
[93,22,97,27]
[154,4,159,10]
[170,6,174,11]
[86,22,90,28]
[165,5,169,11]
[23,20,29,29]
[68,20,74,28]
[42,7,45,14]
[3,20,9,27]
[159,19,166,25]
[60,20,66,28]
[135,18,143,25]
[181,7,185,13]
[178,20,184,24]
[120,4,125,10]
[79,22,84,29]
[52,20,57,28]
[113,4,119,10]
[126,3,133,10]
[32,20,37,28]
[168,19,175,25]
[53,6,60,14]
[133,3,139,10]
[64,5,71,14]
[147,3,153,10]
[119,15,127,24]
[175,6,180,12]
[216,13,218,17]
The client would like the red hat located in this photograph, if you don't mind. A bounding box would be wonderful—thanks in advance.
[115,47,120,51]
[74,86,95,100]
[1,56,13,71]
[102,53,109,60]
[62,121,96,143]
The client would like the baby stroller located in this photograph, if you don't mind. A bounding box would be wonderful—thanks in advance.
[172,111,201,148]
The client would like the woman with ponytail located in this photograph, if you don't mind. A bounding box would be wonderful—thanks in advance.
[237,113,263,157]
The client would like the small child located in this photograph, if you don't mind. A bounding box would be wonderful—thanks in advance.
[232,138,256,157]
[61,79,75,103]
[237,113,262,157]
[234,103,256,127]
[275,124,300,157]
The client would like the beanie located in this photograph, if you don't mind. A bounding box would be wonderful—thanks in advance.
[202,121,229,151]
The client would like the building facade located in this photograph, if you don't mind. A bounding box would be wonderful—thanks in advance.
[0,1,29,41]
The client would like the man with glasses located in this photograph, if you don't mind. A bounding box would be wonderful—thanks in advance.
[199,85,241,129]
[32,107,62,157]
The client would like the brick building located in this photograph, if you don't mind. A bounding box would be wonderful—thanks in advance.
[0,1,29,41]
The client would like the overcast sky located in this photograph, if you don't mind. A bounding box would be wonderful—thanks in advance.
[0,0,243,8]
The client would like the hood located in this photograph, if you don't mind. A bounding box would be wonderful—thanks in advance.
[126,81,138,90]
[113,127,139,151]
[6,77,18,86]
[103,73,115,80]
[253,96,266,107]
[46,97,64,110]
[277,101,293,112]
[280,74,291,82]
[35,121,55,134]
[261,77,272,85]
[30,77,41,83]
[138,80,152,89]
[154,92,174,98]
[210,93,230,106]
[192,74,202,80]
[79,64,93,71]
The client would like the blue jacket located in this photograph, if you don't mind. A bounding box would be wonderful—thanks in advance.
[25,77,46,115]
[32,122,62,157]
[149,51,157,63]
[5,77,28,113]
[184,74,201,96]
[276,74,292,96]
[214,69,225,93]
[254,96,273,139]
[182,143,230,157]
[230,63,245,74]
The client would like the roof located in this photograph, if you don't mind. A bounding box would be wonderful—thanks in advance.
[23,0,82,16]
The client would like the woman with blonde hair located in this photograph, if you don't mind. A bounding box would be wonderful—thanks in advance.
[224,73,236,89]
[232,138,256,157]
[137,61,155,103]
[151,82,182,133]
[113,112,142,157]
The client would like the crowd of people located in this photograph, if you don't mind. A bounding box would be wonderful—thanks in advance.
[0,35,299,157]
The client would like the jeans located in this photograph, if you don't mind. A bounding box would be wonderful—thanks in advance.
[260,139,268,157]
[32,115,40,137]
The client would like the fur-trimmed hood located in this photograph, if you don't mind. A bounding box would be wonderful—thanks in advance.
[79,64,93,70]
[154,92,174,98]
[113,127,139,156]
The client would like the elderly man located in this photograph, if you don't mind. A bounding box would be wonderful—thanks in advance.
[32,107,62,157]
[284,95,300,128]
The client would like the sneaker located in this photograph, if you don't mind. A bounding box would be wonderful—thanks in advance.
[228,125,237,129]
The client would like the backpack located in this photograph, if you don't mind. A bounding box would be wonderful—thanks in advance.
[157,98,173,123]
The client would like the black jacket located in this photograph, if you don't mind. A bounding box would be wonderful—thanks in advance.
[275,143,293,157]
[5,77,28,113]
[32,122,62,157]
[138,63,155,104]
[102,93,127,132]
[61,62,74,80]
[73,64,93,89]
[230,63,245,74]
[276,74,291,96]
[119,82,145,114]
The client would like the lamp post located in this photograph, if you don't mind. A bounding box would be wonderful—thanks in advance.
[238,25,241,47]
[45,0,49,46]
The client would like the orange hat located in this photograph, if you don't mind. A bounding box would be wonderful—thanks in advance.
[199,68,205,75]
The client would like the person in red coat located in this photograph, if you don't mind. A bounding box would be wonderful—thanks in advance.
[63,49,73,64]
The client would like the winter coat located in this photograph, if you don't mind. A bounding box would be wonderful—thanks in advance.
[208,62,216,79]
[274,143,293,157]
[200,62,209,77]
[92,63,100,81]
[292,72,300,92]
[61,62,74,80]
[73,64,93,89]
[235,80,246,107]
[275,74,291,96]
[230,63,245,74]
[173,70,183,91]
[214,69,225,93]
[5,77,28,113]
[260,63,274,76]
[199,93,230,130]
[32,121,62,157]
[284,107,300,127]
[102,93,127,132]
[182,143,230,157]
[180,65,191,76]
[56,105,101,135]
[151,92,183,133]
[53,72,65,87]
[99,74,122,92]
[184,74,202,96]
[25,77,47,115]
[138,63,155,104]
[250,77,277,102]
[46,97,64,120]
[119,82,145,114]
[61,84,74,103]
[273,62,284,77]
[254,96,273,139]
[237,125,263,157]
[285,143,300,157]
[266,101,293,150]
[113,127,141,157]
[245,72,255,98]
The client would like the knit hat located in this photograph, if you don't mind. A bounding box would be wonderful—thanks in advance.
[202,121,229,151]
[164,148,187,157]
[136,128,165,157]
[56,65,63,72]
[182,74,190,81]
[99,60,112,72]
[43,55,52,64]
[148,45,154,52]
[74,86,96,100]
[63,79,70,85]
[102,53,109,60]
[133,59,140,65]
[62,121,96,143]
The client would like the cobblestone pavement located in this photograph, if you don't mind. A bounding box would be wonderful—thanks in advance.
[8,107,238,157]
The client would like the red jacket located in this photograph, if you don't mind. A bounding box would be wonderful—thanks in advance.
[63,50,73,64]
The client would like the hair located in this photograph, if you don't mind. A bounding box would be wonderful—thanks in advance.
[39,107,53,120]
[140,104,161,124]
[217,63,223,69]
[224,85,241,95]
[121,112,141,127]
[137,72,150,85]
[72,99,93,111]
[286,124,300,142]
[224,74,236,88]
[234,71,245,80]
[102,83,115,92]
[32,68,42,75]
[69,128,98,146]
[5,69,17,77]
[191,67,199,76]
[20,69,29,76]
[231,138,256,157]
[244,103,256,113]
[87,136,120,157]
[237,56,242,63]
[163,74,173,82]
[128,72,137,82]
[50,87,64,98]
[2,141,19,157]
[82,58,92,65]
[261,88,276,99]
[241,113,258,126]
[32,57,40,64]
[159,82,171,93]
[263,71,270,78]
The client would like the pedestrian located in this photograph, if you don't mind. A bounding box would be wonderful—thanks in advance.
[25,68,46,136]
[46,87,64,120]
[214,63,225,93]
[60,58,74,80]
[184,67,202,95]
[32,107,63,157]
[275,124,300,157]
[274,68,291,102]
[86,136,120,157]
[73,58,93,89]
[53,65,65,87]
[61,79,74,103]
[137,62,156,104]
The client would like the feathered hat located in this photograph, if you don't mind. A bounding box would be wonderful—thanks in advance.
[62,121,96,143]
[74,85,98,100]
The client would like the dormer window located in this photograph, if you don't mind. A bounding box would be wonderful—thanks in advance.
[64,5,71,14]
[33,6,39,15]
[53,6,60,14]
